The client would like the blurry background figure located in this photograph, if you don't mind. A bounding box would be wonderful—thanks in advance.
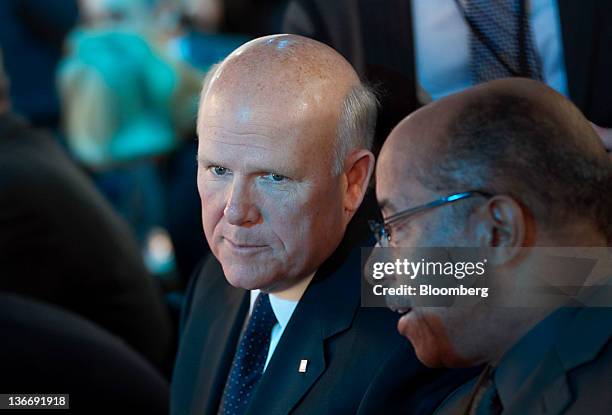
[0,293,170,413]
[0,46,174,375]
[163,0,250,70]
[58,0,204,287]
[223,0,290,37]
[0,0,79,131]
[284,0,612,154]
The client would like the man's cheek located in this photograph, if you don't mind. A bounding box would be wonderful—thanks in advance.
[201,204,224,243]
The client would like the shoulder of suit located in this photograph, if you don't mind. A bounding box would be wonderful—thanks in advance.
[189,254,226,300]
[554,306,612,372]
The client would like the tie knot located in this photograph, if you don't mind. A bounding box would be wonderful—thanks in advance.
[247,293,277,334]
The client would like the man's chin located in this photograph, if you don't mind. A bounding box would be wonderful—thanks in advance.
[224,272,264,290]
[221,263,279,291]
[397,311,468,368]
[408,336,456,368]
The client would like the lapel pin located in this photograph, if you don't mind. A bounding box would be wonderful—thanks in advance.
[298,359,308,373]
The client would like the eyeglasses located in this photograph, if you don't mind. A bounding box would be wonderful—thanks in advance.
[368,190,493,247]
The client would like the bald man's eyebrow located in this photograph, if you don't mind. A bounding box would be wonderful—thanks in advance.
[195,154,208,166]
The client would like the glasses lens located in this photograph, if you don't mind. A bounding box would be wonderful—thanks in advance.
[380,226,389,247]
[368,220,383,244]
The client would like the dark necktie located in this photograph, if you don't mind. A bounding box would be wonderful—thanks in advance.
[462,0,543,82]
[218,293,277,415]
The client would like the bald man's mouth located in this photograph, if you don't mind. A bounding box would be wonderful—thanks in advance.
[224,238,269,254]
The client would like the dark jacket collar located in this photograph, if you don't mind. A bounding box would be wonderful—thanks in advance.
[245,245,365,414]
[184,190,377,415]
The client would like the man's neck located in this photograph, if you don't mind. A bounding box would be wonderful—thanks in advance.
[269,273,315,301]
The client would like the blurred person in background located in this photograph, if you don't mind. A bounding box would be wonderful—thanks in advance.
[162,0,251,71]
[0,0,79,131]
[0,47,174,376]
[284,0,612,155]
[58,0,204,286]
[222,0,290,37]
[1,292,170,413]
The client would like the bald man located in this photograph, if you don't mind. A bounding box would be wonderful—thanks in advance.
[372,78,612,414]
[171,35,476,415]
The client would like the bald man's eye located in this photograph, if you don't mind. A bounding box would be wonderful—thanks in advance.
[210,166,231,177]
[260,173,289,183]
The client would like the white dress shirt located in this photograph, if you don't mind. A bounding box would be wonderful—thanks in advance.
[249,289,299,372]
[412,0,569,101]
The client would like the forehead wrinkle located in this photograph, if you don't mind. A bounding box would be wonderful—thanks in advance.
[198,120,285,140]
[201,137,279,152]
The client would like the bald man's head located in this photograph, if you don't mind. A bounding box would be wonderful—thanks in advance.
[380,78,611,243]
[199,35,377,173]
[201,34,360,105]
[375,79,611,368]
[196,35,377,294]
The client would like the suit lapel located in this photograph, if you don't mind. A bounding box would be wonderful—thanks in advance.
[557,0,596,110]
[246,311,327,415]
[504,304,612,414]
[191,273,249,415]
[245,247,362,414]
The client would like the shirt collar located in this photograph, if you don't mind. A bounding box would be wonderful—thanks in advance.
[249,289,298,329]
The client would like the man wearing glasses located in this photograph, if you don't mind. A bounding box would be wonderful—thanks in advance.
[371,77,612,414]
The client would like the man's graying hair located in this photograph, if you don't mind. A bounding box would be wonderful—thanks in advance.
[419,93,612,242]
[199,64,378,176]
[333,84,378,175]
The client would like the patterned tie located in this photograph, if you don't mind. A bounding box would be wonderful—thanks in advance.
[461,0,543,82]
[218,293,277,415]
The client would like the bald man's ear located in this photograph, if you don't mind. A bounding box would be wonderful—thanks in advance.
[342,149,375,220]
[473,195,532,266]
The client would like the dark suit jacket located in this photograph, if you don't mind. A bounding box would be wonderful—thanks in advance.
[434,305,612,414]
[284,0,612,149]
[0,112,174,373]
[171,240,479,414]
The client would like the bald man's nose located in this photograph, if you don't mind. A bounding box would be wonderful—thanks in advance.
[224,179,261,226]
